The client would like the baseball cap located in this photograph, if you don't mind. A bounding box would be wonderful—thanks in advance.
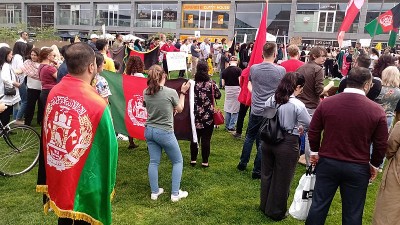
[90,34,99,39]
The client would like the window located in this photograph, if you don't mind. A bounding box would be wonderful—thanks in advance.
[235,3,290,42]
[136,4,177,29]
[0,4,22,24]
[294,3,358,33]
[95,4,131,27]
[27,5,54,28]
[59,4,91,26]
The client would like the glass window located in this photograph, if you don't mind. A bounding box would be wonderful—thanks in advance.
[212,11,229,29]
[96,4,130,27]
[0,4,22,24]
[297,4,319,10]
[235,13,262,28]
[59,4,91,26]
[136,3,177,28]
[182,10,199,28]
[27,5,54,28]
[236,3,262,13]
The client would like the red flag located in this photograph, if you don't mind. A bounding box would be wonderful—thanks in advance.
[337,0,364,48]
[238,1,268,106]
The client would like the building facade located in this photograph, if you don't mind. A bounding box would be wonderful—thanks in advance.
[0,0,398,46]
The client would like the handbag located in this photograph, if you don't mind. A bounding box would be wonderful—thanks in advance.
[211,82,224,125]
[4,67,16,96]
[289,166,316,220]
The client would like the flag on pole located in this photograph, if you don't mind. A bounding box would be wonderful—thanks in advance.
[238,0,268,106]
[337,0,365,48]
[365,3,400,36]
[388,28,398,48]
[129,46,160,70]
[102,71,196,141]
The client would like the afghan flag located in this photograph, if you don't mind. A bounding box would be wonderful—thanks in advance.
[388,28,399,47]
[102,71,197,142]
[337,0,364,48]
[238,0,268,107]
[37,75,118,225]
[365,3,400,36]
[109,45,127,74]
[129,46,160,70]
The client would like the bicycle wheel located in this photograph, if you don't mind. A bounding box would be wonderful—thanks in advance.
[0,125,40,176]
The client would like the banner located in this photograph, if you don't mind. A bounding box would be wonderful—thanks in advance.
[166,52,187,72]
[337,0,364,48]
[365,3,400,37]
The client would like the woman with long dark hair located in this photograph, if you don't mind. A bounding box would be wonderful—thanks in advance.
[373,54,396,78]
[238,43,249,69]
[133,39,143,52]
[190,61,221,167]
[260,72,311,221]
[144,64,190,202]
[0,47,21,125]
[11,41,27,123]
[22,48,41,126]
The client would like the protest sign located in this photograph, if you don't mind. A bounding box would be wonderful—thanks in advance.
[166,52,187,72]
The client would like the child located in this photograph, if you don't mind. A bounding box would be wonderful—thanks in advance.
[207,54,214,76]
[93,53,112,103]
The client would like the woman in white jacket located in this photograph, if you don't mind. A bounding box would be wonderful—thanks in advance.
[0,47,21,125]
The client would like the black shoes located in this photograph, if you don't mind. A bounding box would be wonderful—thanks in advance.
[237,163,246,171]
[252,173,261,179]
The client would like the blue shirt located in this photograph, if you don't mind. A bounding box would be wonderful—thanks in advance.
[57,62,68,83]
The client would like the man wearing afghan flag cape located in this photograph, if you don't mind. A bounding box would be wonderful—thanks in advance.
[37,43,118,225]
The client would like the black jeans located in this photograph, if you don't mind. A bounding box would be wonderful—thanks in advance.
[25,88,42,126]
[324,59,334,77]
[0,105,14,126]
[39,89,51,125]
[306,157,370,225]
[162,59,168,74]
[190,124,214,163]
[236,104,250,135]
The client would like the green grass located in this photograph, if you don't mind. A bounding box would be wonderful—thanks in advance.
[0,73,381,224]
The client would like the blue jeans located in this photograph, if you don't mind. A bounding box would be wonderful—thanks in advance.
[145,126,183,195]
[15,81,27,120]
[238,114,263,175]
[225,112,238,130]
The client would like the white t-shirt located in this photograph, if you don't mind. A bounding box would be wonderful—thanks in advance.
[370,54,379,69]
[0,63,21,105]
[180,44,190,57]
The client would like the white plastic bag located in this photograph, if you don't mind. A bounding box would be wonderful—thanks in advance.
[289,167,316,220]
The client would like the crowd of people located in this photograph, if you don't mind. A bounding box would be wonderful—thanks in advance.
[1,31,400,225]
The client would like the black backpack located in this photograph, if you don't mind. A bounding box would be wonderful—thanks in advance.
[259,104,285,145]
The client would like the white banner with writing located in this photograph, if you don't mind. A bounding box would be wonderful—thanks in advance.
[166,52,187,72]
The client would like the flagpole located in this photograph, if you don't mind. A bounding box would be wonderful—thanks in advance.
[370,0,385,47]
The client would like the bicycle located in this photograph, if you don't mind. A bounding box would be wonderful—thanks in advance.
[0,120,40,177]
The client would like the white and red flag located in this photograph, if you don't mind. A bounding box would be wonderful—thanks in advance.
[337,0,364,48]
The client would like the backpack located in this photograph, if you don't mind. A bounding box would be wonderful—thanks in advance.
[259,104,285,145]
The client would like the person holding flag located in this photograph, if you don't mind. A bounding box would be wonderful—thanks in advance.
[37,42,118,225]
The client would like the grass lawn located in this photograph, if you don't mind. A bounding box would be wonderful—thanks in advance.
[0,72,382,224]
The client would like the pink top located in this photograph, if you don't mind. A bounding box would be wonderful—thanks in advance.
[39,64,57,90]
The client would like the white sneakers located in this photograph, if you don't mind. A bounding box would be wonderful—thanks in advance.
[171,190,189,202]
[150,188,188,202]
[116,133,129,141]
[150,188,164,200]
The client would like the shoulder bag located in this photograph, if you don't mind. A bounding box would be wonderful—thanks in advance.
[211,82,224,125]
[4,67,16,96]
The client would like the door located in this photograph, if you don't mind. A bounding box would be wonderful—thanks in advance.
[108,5,118,26]
[199,11,212,29]
[317,11,336,32]
[6,6,14,24]
[151,10,162,28]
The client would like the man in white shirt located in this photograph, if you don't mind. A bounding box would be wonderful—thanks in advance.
[199,38,211,60]
[213,39,222,72]
[16,31,28,43]
[179,39,190,77]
